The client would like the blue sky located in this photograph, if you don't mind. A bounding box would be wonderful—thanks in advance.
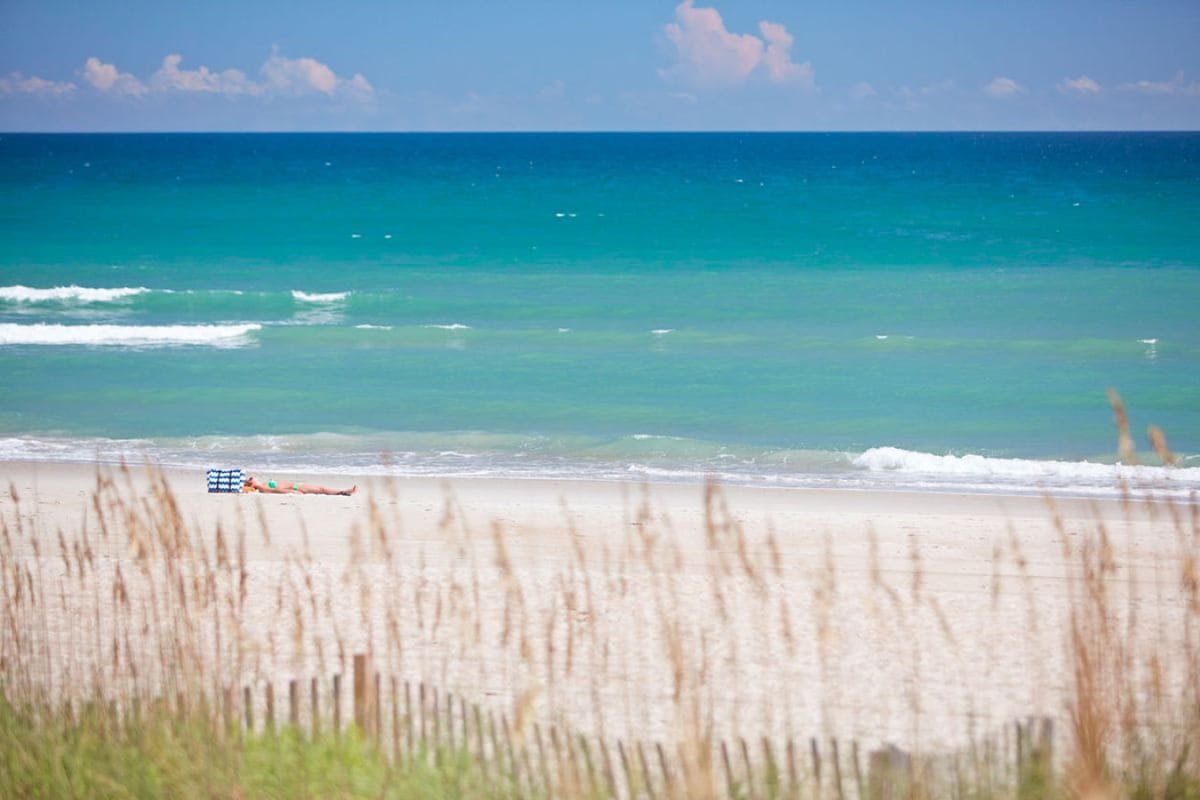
[2,0,1198,131]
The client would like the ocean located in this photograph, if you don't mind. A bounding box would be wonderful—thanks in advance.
[2,132,1198,498]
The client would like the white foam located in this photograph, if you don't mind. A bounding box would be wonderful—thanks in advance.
[292,290,349,303]
[0,323,261,347]
[0,435,154,463]
[652,329,674,335]
[355,324,393,330]
[424,323,471,331]
[1140,338,1158,345]
[854,446,1200,488]
[0,285,149,303]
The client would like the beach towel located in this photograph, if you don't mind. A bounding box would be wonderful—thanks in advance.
[206,468,245,493]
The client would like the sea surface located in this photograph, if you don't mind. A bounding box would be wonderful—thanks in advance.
[2,132,1199,498]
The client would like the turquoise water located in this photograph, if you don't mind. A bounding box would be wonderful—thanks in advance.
[2,133,1198,496]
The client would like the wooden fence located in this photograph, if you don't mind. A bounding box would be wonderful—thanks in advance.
[201,653,1055,799]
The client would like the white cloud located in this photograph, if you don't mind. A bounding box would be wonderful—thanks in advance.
[83,57,147,96]
[77,51,373,101]
[261,51,338,95]
[660,1,813,89]
[1119,71,1200,96]
[1058,75,1101,94]
[984,77,1024,98]
[0,72,77,96]
[1127,79,1175,95]
[758,20,813,88]
[342,72,375,101]
[152,54,260,95]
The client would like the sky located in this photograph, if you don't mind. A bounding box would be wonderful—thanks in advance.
[1,0,1198,132]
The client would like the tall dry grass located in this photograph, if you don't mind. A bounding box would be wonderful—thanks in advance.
[0,408,1197,797]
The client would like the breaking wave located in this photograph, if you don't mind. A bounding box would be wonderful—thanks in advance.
[0,323,262,347]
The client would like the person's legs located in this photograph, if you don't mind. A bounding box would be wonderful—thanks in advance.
[295,483,357,496]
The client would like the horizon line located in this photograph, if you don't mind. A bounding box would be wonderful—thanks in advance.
[3,128,1199,135]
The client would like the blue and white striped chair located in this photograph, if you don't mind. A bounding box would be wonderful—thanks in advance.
[206,468,245,493]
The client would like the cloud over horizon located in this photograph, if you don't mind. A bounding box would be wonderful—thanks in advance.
[78,51,373,101]
[1058,75,1101,94]
[1119,71,1200,96]
[984,77,1024,99]
[0,72,78,96]
[660,0,814,90]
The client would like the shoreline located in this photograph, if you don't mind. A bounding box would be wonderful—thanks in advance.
[5,455,1172,520]
[4,439,1198,504]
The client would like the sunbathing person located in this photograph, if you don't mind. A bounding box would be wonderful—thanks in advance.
[243,475,357,496]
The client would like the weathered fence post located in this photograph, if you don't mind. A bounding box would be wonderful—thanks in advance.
[391,676,400,763]
[502,713,521,785]
[222,686,233,735]
[1040,717,1055,773]
[721,740,737,799]
[763,736,780,797]
[637,741,658,800]
[374,672,381,739]
[831,738,846,800]
[868,745,910,800]
[577,734,597,795]
[811,737,823,800]
[265,682,275,733]
[432,687,441,752]
[852,740,865,800]
[550,725,568,791]
[476,705,488,775]
[619,739,636,799]
[310,677,319,738]
[787,738,799,798]
[600,738,618,799]
[353,654,369,735]
[461,697,470,757]
[405,682,414,756]
[418,682,427,746]
[243,686,253,733]
[536,724,551,793]
[741,737,756,800]
[489,711,504,778]
[1016,720,1025,776]
[658,741,673,795]
[288,679,299,727]
[332,673,341,735]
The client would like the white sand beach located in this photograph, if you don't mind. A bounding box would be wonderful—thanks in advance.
[2,460,1193,755]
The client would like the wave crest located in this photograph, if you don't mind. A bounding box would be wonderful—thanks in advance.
[0,323,262,347]
[854,446,1200,485]
[0,285,150,303]
[292,290,349,303]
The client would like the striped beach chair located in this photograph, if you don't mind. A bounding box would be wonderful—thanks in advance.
[206,468,245,493]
